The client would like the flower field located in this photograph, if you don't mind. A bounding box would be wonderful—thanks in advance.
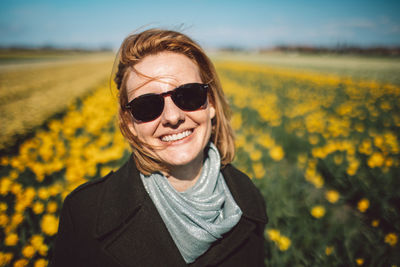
[0,53,114,150]
[1,56,399,266]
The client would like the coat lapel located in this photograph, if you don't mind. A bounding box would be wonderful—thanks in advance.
[94,157,186,267]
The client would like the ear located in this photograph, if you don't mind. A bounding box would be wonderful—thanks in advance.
[209,102,216,120]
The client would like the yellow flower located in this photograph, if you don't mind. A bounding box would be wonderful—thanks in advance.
[41,214,59,236]
[231,113,242,131]
[325,190,340,203]
[5,233,18,246]
[266,229,291,251]
[325,246,333,255]
[9,170,19,180]
[11,213,23,227]
[356,258,364,265]
[311,205,326,219]
[46,201,58,213]
[38,244,49,256]
[31,235,45,249]
[277,235,291,251]
[34,259,48,267]
[22,245,36,258]
[10,183,22,195]
[0,202,7,212]
[269,146,285,161]
[250,149,262,161]
[266,229,280,241]
[0,156,9,166]
[0,178,12,195]
[0,252,13,266]
[358,139,372,155]
[38,188,50,200]
[367,152,384,168]
[252,162,266,179]
[384,233,398,247]
[346,158,359,176]
[13,259,29,267]
[371,220,379,227]
[33,202,45,214]
[0,214,9,227]
[357,198,370,213]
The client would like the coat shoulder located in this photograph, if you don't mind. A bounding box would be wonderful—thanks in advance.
[63,170,114,211]
[222,164,268,224]
[68,171,113,197]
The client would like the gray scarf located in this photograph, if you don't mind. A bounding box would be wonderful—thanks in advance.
[140,142,242,263]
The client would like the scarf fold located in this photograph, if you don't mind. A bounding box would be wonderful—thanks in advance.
[140,142,242,263]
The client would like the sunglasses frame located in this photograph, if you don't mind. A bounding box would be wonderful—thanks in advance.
[125,83,210,123]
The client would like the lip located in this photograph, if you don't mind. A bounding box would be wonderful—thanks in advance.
[159,128,195,144]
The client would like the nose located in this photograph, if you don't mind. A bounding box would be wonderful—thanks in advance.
[160,96,185,127]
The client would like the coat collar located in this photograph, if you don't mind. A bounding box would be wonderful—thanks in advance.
[94,156,267,266]
[94,156,146,239]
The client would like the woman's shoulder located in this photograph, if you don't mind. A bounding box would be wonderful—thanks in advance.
[222,164,268,224]
[221,164,262,195]
[59,158,145,234]
[66,158,135,199]
[61,159,138,217]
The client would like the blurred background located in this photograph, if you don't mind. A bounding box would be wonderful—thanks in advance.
[1,0,399,266]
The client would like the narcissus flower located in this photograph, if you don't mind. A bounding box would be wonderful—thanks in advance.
[357,198,370,213]
[325,190,340,203]
[34,259,48,267]
[41,214,59,236]
[269,146,285,161]
[384,233,398,246]
[311,205,326,218]
[22,245,36,258]
[325,246,334,255]
[5,233,18,246]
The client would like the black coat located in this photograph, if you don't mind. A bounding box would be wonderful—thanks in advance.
[50,156,268,267]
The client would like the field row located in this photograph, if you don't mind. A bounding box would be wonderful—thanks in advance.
[0,54,114,150]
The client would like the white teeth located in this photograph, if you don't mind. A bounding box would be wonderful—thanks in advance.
[161,130,192,142]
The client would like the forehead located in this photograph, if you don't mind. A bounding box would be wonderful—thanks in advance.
[126,52,201,94]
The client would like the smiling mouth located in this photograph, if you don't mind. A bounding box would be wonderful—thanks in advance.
[161,130,193,142]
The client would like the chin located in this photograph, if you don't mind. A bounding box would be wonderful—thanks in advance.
[159,147,204,167]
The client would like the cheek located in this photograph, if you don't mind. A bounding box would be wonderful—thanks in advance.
[130,122,158,141]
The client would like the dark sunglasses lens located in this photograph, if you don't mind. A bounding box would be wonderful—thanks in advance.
[173,84,207,111]
[131,95,164,122]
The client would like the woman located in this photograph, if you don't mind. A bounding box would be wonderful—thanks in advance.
[50,29,268,267]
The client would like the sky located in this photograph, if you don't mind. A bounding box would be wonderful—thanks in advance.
[1,0,400,50]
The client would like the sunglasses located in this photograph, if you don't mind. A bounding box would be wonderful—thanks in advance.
[125,83,209,122]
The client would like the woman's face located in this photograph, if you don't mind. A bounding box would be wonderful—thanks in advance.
[126,52,215,169]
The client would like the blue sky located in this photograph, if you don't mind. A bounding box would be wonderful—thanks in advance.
[1,0,399,49]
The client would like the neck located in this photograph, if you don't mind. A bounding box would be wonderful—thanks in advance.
[166,153,204,192]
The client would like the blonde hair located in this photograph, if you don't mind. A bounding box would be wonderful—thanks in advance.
[115,28,235,175]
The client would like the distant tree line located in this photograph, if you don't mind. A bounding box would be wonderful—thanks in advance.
[218,45,400,56]
[0,45,113,53]
[264,45,400,56]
